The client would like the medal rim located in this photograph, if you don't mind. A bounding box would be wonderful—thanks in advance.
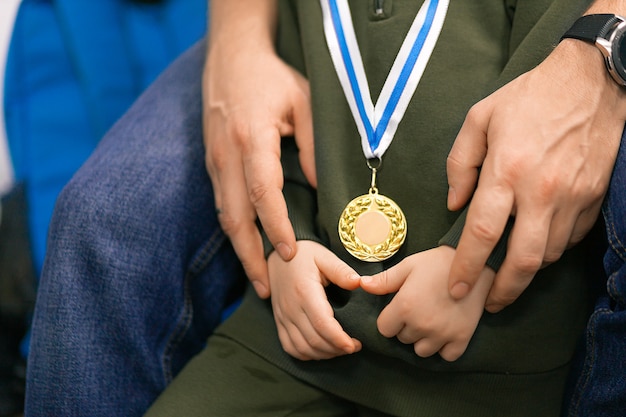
[338,192,407,262]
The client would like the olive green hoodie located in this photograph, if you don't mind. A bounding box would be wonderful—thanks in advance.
[218,1,603,415]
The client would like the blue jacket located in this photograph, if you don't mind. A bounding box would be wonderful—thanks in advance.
[4,0,207,273]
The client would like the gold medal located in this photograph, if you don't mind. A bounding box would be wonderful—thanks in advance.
[323,0,447,262]
[338,165,407,262]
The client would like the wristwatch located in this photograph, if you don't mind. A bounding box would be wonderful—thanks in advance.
[561,14,626,87]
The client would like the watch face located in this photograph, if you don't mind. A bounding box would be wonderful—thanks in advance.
[613,27,626,83]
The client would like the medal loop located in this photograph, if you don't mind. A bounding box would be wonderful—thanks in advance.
[367,157,382,194]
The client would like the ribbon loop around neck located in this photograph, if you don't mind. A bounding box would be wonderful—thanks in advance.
[320,0,449,159]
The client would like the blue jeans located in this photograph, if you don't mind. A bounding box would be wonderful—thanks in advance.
[563,130,626,416]
[24,41,245,417]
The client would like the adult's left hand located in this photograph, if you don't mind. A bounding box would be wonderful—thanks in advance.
[446,40,626,312]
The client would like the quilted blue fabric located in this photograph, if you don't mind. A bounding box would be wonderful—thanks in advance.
[4,0,207,273]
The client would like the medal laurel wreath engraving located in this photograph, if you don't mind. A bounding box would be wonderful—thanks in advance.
[338,189,407,262]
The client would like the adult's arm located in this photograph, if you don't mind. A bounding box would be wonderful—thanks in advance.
[203,0,315,298]
[447,0,626,312]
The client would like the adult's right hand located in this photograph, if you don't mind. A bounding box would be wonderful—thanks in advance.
[203,5,315,298]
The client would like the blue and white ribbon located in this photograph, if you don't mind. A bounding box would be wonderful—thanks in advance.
[320,0,449,159]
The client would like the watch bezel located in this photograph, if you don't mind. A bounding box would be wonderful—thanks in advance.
[598,20,626,86]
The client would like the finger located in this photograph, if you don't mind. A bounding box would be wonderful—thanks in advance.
[566,204,602,249]
[542,208,577,266]
[448,177,514,300]
[315,253,360,290]
[360,260,411,295]
[292,80,317,188]
[273,302,331,361]
[215,153,271,298]
[413,338,443,358]
[223,214,271,298]
[301,286,361,355]
[242,127,297,262]
[439,340,469,362]
[376,304,406,339]
[273,312,307,360]
[446,102,490,211]
[277,304,356,359]
[395,326,422,345]
[485,208,551,312]
[281,324,346,360]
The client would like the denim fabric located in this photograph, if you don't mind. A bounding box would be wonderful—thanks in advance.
[25,41,245,417]
[564,129,626,416]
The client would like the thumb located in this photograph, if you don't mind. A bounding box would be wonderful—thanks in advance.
[315,252,361,290]
[361,262,410,295]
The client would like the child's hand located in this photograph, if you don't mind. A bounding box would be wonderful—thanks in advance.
[361,246,495,361]
[268,240,362,361]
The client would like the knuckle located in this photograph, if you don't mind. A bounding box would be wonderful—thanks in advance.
[414,342,436,358]
[535,175,561,202]
[542,250,563,265]
[227,119,251,146]
[374,270,388,289]
[397,333,415,344]
[464,103,484,126]
[439,345,464,362]
[489,289,520,308]
[568,231,587,247]
[310,315,332,334]
[217,212,242,236]
[394,298,414,318]
[446,150,462,168]
[467,219,501,245]
[248,182,273,207]
[206,142,227,173]
[511,254,543,275]
[334,264,354,283]
[304,334,325,350]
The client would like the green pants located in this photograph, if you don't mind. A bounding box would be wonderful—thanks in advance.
[144,335,390,417]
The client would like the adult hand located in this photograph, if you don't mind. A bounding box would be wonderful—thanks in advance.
[203,33,315,298]
[446,40,626,312]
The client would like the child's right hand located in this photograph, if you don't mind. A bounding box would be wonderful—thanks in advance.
[268,240,362,361]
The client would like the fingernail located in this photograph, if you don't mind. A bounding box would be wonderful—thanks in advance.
[361,275,372,285]
[349,273,360,281]
[450,282,469,299]
[276,242,293,260]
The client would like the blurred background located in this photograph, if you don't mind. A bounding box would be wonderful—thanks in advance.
[0,1,208,415]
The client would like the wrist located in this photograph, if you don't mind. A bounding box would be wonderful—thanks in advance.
[550,39,626,118]
[586,1,626,16]
[208,0,277,62]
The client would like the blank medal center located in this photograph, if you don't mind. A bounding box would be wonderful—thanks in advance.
[355,210,391,246]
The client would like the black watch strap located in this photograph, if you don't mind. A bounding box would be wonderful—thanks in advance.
[562,14,622,42]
